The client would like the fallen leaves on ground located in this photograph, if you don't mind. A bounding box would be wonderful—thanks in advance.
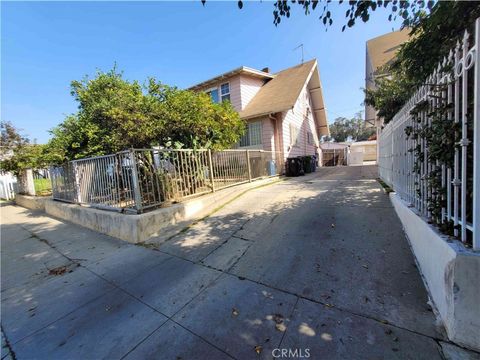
[273,313,284,324]
[48,265,68,276]
[270,313,287,332]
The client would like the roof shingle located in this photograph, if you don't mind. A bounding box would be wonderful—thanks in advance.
[239,59,317,119]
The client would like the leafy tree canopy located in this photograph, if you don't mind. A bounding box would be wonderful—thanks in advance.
[0,122,50,175]
[271,0,433,29]
[324,113,375,143]
[203,0,434,29]
[48,68,244,162]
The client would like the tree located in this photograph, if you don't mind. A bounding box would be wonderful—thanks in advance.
[48,68,245,162]
[204,0,434,30]
[148,80,244,151]
[271,0,433,29]
[327,113,375,142]
[0,121,48,176]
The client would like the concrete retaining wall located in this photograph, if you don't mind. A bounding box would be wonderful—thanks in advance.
[40,177,280,244]
[390,193,480,351]
[15,195,49,211]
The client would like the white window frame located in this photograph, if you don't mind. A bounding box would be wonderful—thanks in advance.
[307,131,314,145]
[205,87,219,103]
[205,82,231,104]
[290,124,300,147]
[239,121,263,148]
[220,82,230,102]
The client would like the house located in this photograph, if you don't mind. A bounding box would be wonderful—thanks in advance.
[188,59,329,163]
[365,28,410,129]
[365,29,410,163]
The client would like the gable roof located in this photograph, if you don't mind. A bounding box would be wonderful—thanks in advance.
[239,59,317,120]
[366,28,410,73]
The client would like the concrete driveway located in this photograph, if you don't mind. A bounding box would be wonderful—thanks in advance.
[1,165,474,359]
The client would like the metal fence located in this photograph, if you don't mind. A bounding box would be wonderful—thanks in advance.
[320,148,347,166]
[378,19,480,250]
[50,149,284,213]
[0,171,16,200]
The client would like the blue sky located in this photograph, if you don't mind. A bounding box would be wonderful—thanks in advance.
[1,1,403,143]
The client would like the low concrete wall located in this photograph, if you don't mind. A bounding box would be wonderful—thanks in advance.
[390,193,480,351]
[41,177,280,244]
[15,195,49,211]
[45,200,140,242]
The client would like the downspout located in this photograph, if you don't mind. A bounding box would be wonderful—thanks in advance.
[268,114,277,153]
[269,113,283,166]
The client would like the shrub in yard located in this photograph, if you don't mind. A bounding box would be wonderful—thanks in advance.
[47,68,245,162]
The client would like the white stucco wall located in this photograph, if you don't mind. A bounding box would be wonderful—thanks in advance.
[390,193,480,351]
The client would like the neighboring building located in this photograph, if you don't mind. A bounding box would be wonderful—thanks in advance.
[318,142,348,167]
[365,28,410,129]
[342,140,377,163]
[189,59,329,161]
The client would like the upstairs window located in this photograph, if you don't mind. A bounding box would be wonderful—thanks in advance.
[240,121,262,147]
[220,83,230,102]
[290,124,300,147]
[207,89,219,103]
[307,132,314,145]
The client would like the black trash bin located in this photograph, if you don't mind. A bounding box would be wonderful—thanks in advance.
[303,156,312,174]
[286,157,305,177]
[296,157,305,176]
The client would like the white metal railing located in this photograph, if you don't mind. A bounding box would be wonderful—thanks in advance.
[0,171,16,200]
[379,18,480,250]
[50,148,284,213]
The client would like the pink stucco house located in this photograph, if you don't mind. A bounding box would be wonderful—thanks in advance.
[189,59,329,161]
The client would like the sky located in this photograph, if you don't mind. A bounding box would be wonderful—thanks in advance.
[1,1,403,143]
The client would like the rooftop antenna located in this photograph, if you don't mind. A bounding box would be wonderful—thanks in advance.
[293,44,304,64]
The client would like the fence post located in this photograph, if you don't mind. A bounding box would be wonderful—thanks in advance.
[17,169,36,196]
[208,149,215,193]
[72,161,81,203]
[129,150,143,213]
[472,18,480,250]
[246,150,252,182]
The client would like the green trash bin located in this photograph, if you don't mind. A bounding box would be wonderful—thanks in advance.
[303,156,312,174]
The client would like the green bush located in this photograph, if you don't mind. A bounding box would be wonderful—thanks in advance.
[34,178,52,195]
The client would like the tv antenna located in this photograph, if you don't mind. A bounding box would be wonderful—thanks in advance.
[293,44,304,64]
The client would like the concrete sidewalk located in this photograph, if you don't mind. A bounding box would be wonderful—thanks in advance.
[1,165,478,359]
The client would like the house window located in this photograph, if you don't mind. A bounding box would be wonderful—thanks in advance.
[240,121,262,147]
[290,124,300,147]
[206,84,230,103]
[220,83,230,102]
[207,88,219,103]
[307,132,314,145]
